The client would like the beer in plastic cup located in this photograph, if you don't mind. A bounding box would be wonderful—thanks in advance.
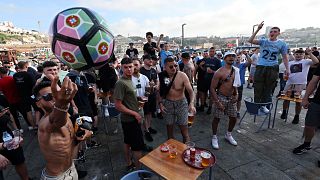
[168,144,177,159]
[201,151,211,167]
[188,112,194,126]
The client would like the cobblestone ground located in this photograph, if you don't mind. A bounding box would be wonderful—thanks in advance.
[4,85,320,180]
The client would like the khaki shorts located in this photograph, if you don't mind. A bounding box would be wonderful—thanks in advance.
[40,163,78,180]
[213,94,237,119]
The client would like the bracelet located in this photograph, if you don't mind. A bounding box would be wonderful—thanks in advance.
[53,104,70,113]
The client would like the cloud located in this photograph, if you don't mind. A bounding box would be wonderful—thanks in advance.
[102,0,320,37]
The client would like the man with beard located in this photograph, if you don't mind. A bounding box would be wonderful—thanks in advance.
[158,57,196,143]
[210,52,241,149]
[34,75,92,179]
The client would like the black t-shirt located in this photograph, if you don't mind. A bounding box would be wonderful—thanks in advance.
[143,42,157,56]
[312,65,320,104]
[98,64,118,92]
[196,60,206,84]
[67,71,92,116]
[126,48,139,58]
[204,57,222,80]
[13,71,35,99]
[140,67,158,82]
[27,67,39,80]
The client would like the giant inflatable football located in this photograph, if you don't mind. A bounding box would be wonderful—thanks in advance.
[50,7,115,70]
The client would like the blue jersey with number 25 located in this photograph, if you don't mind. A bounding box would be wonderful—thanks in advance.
[258,39,287,66]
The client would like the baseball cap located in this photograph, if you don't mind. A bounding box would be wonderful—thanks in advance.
[181,52,190,58]
[223,51,236,59]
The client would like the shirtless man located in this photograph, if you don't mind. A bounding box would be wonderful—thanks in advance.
[33,75,92,179]
[158,57,196,143]
[210,52,241,149]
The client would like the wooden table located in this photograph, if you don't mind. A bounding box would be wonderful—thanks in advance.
[272,95,302,127]
[139,139,212,180]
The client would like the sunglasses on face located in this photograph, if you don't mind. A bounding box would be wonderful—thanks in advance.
[123,66,133,69]
[4,66,10,69]
[269,30,278,33]
[169,64,178,69]
[36,93,53,102]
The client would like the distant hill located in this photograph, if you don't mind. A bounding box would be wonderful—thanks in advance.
[281,27,320,48]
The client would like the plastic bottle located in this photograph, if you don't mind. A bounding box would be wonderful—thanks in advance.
[2,132,13,150]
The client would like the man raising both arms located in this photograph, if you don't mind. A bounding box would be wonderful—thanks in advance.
[248,21,289,113]
[34,75,92,179]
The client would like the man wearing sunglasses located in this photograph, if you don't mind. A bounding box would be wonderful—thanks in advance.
[158,57,196,143]
[34,75,92,180]
[248,21,289,113]
[210,52,241,149]
[2,61,15,76]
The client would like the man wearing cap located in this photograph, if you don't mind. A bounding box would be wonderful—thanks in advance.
[210,52,241,149]
[179,52,195,104]
[126,43,139,59]
[248,21,289,113]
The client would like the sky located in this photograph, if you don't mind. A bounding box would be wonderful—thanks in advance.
[0,0,319,38]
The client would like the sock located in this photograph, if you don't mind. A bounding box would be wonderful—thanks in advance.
[226,131,232,136]
[303,142,311,147]
[212,135,217,139]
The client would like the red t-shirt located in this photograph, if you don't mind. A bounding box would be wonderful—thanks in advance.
[0,76,20,104]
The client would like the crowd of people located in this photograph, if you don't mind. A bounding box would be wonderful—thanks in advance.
[0,21,319,179]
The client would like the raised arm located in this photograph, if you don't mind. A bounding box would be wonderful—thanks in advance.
[49,76,78,131]
[306,48,320,64]
[156,34,164,51]
[248,21,264,45]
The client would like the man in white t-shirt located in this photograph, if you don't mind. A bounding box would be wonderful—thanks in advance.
[281,49,319,124]
[247,48,259,88]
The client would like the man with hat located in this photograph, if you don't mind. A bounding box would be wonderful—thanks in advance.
[179,52,195,105]
[210,52,241,149]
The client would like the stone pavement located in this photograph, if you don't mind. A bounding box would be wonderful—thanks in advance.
[4,85,320,180]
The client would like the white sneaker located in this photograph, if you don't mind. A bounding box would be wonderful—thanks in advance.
[225,134,237,146]
[211,136,219,149]
[260,106,269,114]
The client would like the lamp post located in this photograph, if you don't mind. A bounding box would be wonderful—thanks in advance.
[251,24,259,46]
[182,23,186,48]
